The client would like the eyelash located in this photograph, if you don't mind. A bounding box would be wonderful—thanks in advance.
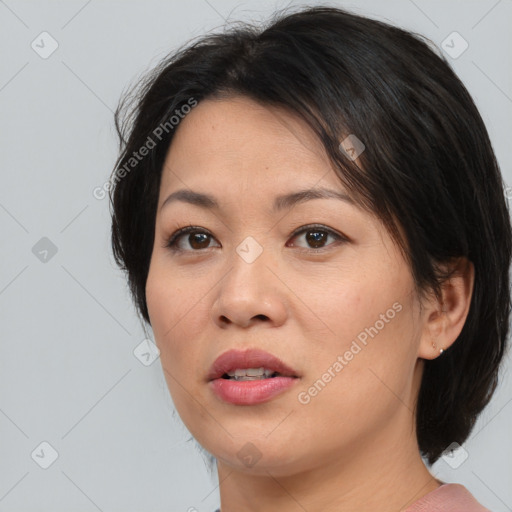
[164,224,348,254]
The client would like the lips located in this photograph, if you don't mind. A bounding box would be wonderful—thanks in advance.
[207,348,299,381]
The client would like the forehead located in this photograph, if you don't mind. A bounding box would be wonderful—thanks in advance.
[159,95,348,198]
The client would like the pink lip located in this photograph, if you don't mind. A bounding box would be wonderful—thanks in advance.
[209,377,298,405]
[207,348,299,381]
[207,348,300,405]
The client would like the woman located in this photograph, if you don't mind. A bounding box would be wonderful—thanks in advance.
[109,6,511,511]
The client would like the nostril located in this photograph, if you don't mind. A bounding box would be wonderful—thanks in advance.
[217,314,269,327]
[219,315,234,326]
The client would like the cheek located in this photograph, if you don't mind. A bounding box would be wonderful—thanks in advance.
[146,267,208,422]
[294,318,417,455]
[316,266,406,348]
[145,261,200,371]
[300,264,419,407]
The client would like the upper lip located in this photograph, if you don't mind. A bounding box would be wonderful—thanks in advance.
[207,348,299,381]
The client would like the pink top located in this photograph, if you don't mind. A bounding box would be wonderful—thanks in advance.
[405,483,491,511]
[213,483,491,512]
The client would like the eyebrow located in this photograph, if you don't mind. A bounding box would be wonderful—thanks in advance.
[160,187,356,213]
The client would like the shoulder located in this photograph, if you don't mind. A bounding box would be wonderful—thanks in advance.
[405,483,492,512]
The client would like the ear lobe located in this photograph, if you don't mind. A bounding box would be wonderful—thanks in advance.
[418,257,475,360]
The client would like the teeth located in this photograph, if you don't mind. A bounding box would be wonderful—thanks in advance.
[226,367,277,379]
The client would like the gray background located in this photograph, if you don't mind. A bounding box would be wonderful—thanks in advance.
[1,0,511,510]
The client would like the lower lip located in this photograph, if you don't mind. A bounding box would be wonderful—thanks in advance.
[209,376,298,405]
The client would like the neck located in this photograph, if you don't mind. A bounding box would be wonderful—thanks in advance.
[215,413,441,512]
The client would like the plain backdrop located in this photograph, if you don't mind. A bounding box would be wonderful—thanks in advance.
[1,0,511,511]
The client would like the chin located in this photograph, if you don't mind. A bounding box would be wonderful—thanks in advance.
[203,435,314,476]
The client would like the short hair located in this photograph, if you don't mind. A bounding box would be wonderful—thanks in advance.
[109,5,512,465]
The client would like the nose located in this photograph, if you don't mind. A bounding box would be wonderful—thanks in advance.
[211,242,288,329]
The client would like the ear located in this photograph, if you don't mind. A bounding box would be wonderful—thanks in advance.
[418,257,475,360]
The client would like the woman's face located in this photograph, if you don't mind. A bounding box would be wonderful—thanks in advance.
[146,95,429,476]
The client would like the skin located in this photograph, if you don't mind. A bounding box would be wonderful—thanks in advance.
[145,95,475,512]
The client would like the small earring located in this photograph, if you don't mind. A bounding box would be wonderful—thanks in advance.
[432,340,445,355]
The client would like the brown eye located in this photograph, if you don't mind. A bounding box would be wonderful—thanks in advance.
[305,229,329,248]
[165,227,219,252]
[187,232,211,249]
[288,224,345,251]
[165,224,346,254]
